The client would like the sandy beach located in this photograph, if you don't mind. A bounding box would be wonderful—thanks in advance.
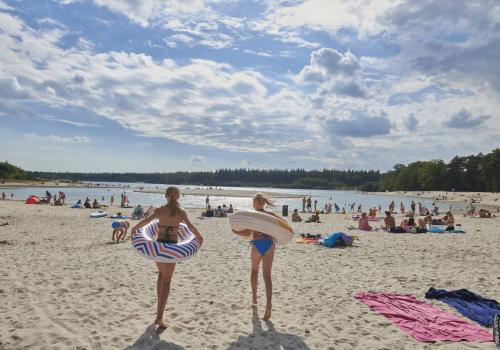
[0,199,499,349]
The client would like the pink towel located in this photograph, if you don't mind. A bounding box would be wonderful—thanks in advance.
[355,292,492,342]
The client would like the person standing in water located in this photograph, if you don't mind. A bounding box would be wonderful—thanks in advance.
[131,186,203,329]
[232,193,279,321]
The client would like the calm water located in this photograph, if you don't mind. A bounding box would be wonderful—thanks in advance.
[1,182,461,212]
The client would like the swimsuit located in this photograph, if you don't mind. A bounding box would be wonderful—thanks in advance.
[158,225,179,244]
[250,209,274,256]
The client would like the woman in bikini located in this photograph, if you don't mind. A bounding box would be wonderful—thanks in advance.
[232,193,278,321]
[131,186,203,329]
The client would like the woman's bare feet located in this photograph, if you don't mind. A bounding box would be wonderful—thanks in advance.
[263,304,272,321]
[155,318,168,329]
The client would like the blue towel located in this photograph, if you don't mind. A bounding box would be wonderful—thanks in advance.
[425,287,500,327]
[320,232,342,248]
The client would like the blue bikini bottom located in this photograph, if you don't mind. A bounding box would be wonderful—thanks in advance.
[251,239,274,256]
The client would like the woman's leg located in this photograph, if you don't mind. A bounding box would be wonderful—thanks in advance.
[261,245,275,321]
[155,263,176,328]
[250,246,262,305]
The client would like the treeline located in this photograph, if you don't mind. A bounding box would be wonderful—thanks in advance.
[374,148,500,192]
[0,161,28,180]
[26,168,381,190]
[5,148,500,192]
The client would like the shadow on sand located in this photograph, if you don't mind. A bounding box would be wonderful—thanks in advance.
[123,323,185,350]
[226,306,310,350]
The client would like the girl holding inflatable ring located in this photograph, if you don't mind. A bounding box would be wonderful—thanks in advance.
[131,186,203,329]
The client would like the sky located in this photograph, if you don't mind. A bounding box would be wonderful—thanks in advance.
[1,0,499,172]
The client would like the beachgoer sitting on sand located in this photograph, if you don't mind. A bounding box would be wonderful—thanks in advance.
[132,204,145,219]
[444,211,455,231]
[58,191,65,204]
[112,221,130,242]
[54,197,63,206]
[145,205,155,217]
[478,208,492,218]
[400,217,416,232]
[92,199,100,209]
[358,212,372,231]
[305,210,321,223]
[83,198,91,208]
[341,207,346,214]
[383,211,396,230]
[227,204,234,213]
[204,205,214,217]
[1,192,5,200]
[292,209,302,222]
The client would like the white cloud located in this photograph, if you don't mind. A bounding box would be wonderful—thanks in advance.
[23,133,90,143]
[189,155,206,163]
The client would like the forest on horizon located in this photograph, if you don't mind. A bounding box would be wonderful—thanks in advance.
[2,148,499,192]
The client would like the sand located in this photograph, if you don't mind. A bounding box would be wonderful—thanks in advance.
[0,199,499,349]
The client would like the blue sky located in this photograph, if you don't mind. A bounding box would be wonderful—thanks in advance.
[1,0,499,172]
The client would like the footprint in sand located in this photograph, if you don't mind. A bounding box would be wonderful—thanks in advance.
[171,326,183,334]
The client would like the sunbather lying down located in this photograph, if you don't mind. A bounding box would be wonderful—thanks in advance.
[305,211,321,223]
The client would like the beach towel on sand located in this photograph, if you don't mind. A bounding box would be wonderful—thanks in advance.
[319,232,353,248]
[355,292,492,342]
[425,288,500,327]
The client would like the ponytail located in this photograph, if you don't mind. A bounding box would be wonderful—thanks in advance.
[253,192,276,208]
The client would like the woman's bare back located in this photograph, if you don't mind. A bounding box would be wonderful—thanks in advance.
[156,205,187,243]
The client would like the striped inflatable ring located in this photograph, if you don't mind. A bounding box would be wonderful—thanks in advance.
[131,220,201,263]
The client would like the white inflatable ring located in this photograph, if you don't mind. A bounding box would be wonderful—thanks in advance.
[131,220,201,263]
[229,210,294,245]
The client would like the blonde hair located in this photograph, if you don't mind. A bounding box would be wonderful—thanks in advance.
[165,186,181,217]
[253,193,276,208]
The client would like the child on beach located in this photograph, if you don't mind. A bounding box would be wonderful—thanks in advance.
[232,193,279,321]
[112,221,130,242]
[130,186,203,329]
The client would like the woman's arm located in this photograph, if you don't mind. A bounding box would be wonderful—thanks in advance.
[181,211,203,244]
[232,229,252,237]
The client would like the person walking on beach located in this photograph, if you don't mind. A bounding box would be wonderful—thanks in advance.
[302,196,306,212]
[307,196,312,212]
[232,193,279,321]
[131,186,203,329]
[206,195,210,209]
[110,195,114,206]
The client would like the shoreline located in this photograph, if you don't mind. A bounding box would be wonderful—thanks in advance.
[135,188,303,198]
[365,190,500,211]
